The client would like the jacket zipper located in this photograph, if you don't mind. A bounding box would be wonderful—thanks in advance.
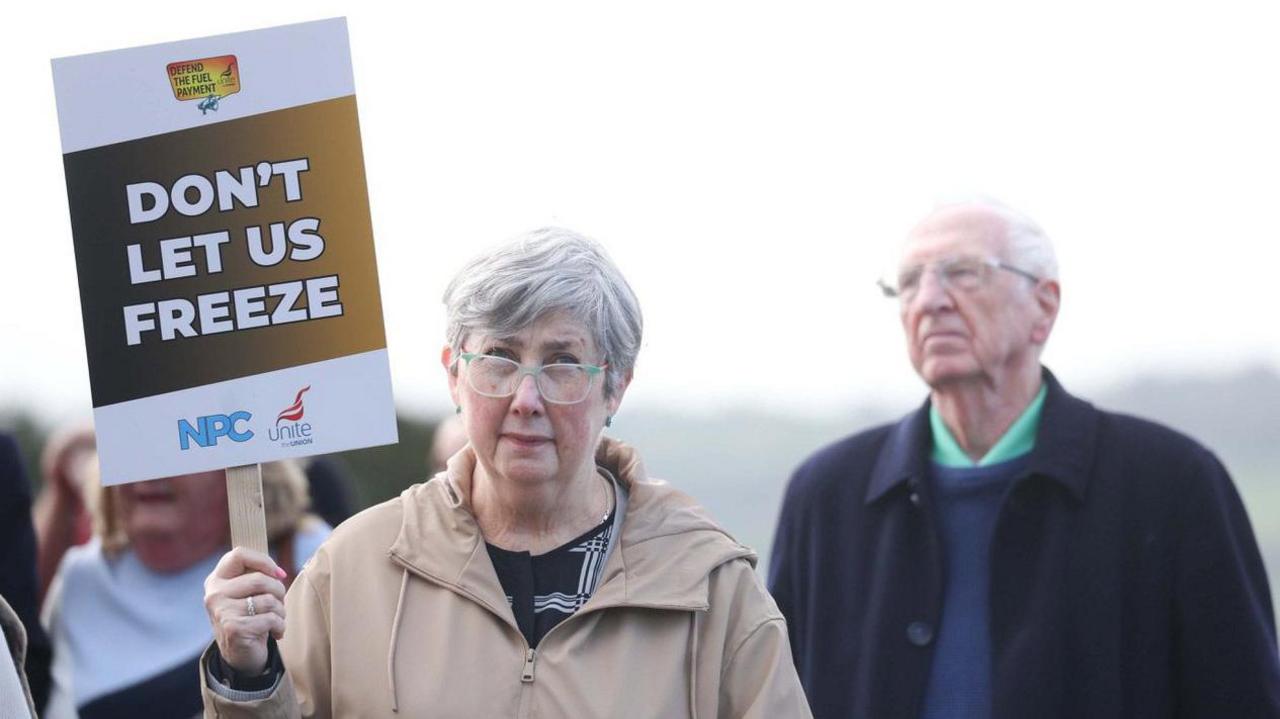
[521,647,537,683]
[516,646,537,719]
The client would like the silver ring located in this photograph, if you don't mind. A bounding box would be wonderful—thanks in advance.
[246,595,257,617]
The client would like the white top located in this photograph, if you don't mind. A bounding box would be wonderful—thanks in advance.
[0,628,33,719]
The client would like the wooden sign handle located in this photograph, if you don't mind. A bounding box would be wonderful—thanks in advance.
[226,464,269,554]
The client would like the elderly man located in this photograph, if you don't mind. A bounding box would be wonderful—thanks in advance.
[768,199,1280,718]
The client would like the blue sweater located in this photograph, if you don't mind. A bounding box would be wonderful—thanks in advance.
[920,457,1029,719]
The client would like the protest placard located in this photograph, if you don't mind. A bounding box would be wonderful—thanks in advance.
[52,18,397,489]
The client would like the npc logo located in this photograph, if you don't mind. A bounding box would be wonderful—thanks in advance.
[270,386,315,447]
[166,54,240,115]
[178,410,253,450]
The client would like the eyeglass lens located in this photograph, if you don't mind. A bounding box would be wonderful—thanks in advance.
[895,257,988,298]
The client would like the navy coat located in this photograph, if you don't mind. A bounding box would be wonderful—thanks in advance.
[769,371,1280,718]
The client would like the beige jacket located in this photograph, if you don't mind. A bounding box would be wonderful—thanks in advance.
[202,439,810,718]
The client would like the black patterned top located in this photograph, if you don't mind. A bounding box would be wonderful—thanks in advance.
[486,510,616,648]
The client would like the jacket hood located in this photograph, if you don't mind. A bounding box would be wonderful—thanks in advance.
[388,436,755,614]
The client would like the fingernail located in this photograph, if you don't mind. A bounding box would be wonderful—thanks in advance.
[275,568,287,579]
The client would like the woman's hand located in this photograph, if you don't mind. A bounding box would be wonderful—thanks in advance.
[204,548,289,674]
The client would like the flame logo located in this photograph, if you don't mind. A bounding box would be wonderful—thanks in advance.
[276,386,311,426]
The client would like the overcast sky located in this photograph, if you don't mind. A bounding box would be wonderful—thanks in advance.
[4,1,1278,426]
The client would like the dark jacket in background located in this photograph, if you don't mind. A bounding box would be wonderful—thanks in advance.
[769,371,1280,719]
[0,433,51,713]
[305,455,357,529]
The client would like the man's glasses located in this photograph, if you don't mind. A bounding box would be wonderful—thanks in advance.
[877,255,1040,301]
[457,353,607,405]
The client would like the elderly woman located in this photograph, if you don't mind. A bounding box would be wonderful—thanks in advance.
[42,460,328,718]
[201,228,810,717]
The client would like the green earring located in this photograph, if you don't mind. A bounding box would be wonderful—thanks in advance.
[455,405,462,415]
[605,416,613,427]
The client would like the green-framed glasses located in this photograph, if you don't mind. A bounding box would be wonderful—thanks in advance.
[457,353,608,405]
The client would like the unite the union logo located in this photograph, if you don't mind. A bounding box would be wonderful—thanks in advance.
[269,385,315,446]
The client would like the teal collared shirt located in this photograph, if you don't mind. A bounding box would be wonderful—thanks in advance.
[930,383,1047,467]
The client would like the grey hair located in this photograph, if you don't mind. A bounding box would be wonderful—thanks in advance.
[930,195,1059,281]
[443,227,643,397]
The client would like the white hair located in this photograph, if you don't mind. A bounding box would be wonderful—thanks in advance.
[928,194,1059,280]
[443,227,643,398]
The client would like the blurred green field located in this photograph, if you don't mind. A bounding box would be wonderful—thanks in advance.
[1239,471,1280,613]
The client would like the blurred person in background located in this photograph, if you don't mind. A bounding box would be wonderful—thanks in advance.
[43,460,328,718]
[300,456,357,530]
[31,424,97,604]
[769,198,1280,718]
[261,462,333,588]
[428,414,467,474]
[1,433,51,713]
[201,228,810,717]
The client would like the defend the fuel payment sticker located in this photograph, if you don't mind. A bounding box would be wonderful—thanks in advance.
[166,55,240,114]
